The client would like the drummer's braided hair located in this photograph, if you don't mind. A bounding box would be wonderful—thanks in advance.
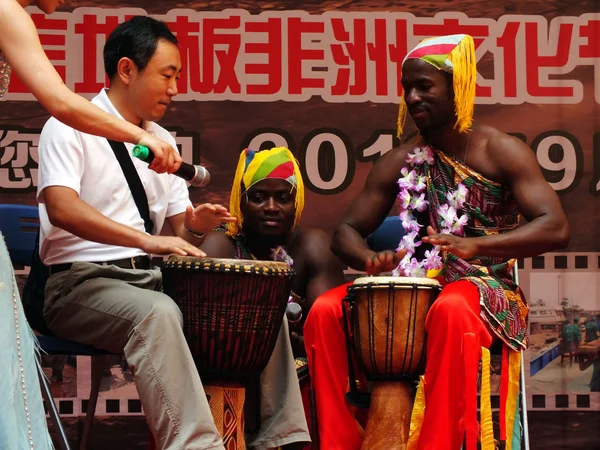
[227,147,305,237]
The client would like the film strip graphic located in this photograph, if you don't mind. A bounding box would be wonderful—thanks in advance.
[31,252,600,417]
[523,252,600,411]
[42,390,600,418]
[517,252,600,272]
[43,397,143,417]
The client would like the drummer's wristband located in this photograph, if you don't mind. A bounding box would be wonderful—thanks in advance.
[185,227,206,240]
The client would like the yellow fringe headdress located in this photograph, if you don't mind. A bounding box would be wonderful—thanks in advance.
[227,147,305,237]
[397,34,477,137]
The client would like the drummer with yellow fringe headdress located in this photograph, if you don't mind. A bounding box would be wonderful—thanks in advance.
[304,33,568,450]
[198,146,346,450]
[398,36,521,450]
[396,33,476,137]
[226,146,304,240]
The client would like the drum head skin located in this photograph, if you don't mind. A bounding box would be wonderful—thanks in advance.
[164,255,293,276]
[351,276,441,289]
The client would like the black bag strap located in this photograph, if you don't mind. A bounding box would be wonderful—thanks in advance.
[22,229,53,335]
[107,139,154,234]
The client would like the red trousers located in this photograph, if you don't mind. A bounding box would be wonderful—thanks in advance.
[304,280,493,450]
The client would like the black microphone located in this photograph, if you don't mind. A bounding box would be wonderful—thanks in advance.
[286,301,303,324]
[132,145,211,187]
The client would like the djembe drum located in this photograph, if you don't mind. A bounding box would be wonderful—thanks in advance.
[345,276,441,450]
[162,256,293,449]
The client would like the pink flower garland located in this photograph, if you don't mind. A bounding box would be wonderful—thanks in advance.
[270,246,294,267]
[393,146,469,277]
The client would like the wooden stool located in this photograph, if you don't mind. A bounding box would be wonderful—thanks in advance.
[206,383,246,450]
[147,383,246,450]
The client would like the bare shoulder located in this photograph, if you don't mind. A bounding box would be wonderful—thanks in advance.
[292,227,338,262]
[481,124,532,161]
[295,227,330,246]
[291,227,344,271]
[199,230,237,259]
[475,124,540,183]
[376,140,415,172]
[292,227,330,257]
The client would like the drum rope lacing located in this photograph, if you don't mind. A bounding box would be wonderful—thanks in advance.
[163,257,293,276]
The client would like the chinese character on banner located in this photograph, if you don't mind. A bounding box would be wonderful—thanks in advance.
[244,17,283,97]
[495,18,522,101]
[329,16,369,97]
[523,18,580,102]
[0,130,40,191]
[388,17,409,99]
[167,14,201,96]
[73,13,121,94]
[287,16,326,97]
[8,14,68,95]
[196,15,242,95]
[577,15,600,104]
[327,14,406,102]
[578,17,600,59]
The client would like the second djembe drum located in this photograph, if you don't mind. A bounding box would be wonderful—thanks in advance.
[162,256,293,449]
[345,276,441,450]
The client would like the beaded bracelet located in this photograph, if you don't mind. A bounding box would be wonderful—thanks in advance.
[185,227,205,240]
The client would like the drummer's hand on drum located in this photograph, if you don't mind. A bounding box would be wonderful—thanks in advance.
[184,204,237,233]
[364,249,407,275]
[140,235,205,257]
[422,226,478,259]
[137,132,182,174]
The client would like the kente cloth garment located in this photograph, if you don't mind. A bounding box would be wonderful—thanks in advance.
[423,146,528,351]
[227,147,304,237]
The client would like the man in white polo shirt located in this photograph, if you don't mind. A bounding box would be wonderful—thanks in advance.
[37,17,232,450]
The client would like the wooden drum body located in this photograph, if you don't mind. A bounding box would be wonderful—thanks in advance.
[346,276,441,450]
[162,256,294,449]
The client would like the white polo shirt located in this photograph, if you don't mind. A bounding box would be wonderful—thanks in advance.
[37,89,191,265]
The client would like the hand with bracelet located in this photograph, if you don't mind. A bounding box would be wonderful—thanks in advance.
[184,203,237,241]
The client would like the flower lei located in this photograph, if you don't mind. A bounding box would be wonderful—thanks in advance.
[270,246,298,308]
[270,246,294,267]
[393,145,469,278]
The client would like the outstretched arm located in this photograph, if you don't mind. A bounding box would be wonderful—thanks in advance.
[331,145,410,273]
[424,132,569,259]
[168,205,236,246]
[0,1,181,173]
[43,186,204,257]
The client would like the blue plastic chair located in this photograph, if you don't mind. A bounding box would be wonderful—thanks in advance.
[0,203,40,266]
[0,204,116,450]
[366,215,404,252]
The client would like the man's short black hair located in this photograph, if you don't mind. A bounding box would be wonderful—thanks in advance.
[104,16,178,81]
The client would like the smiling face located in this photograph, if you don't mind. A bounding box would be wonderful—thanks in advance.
[401,58,455,135]
[240,178,296,239]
